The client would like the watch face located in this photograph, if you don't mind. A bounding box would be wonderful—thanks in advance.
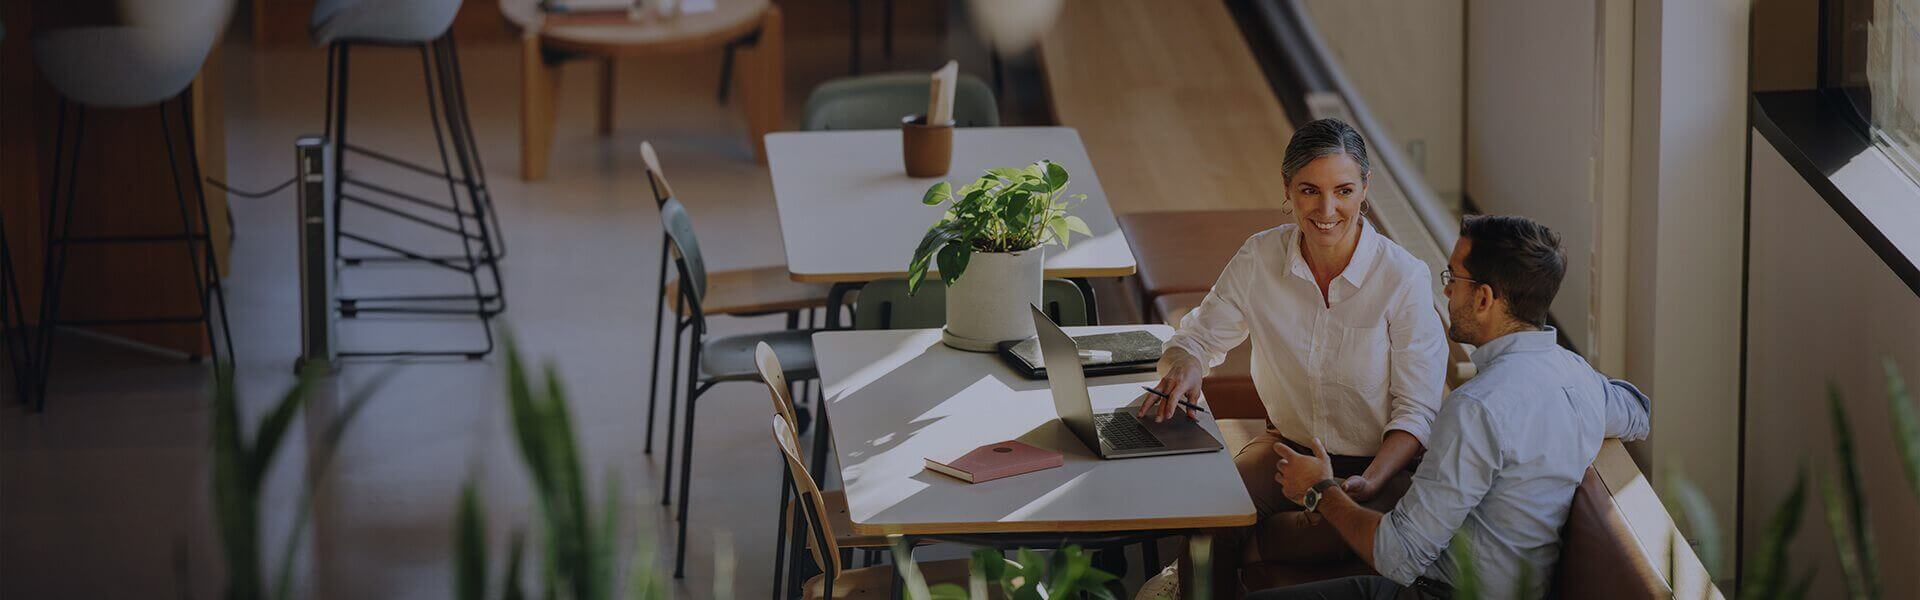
[1303,488,1321,512]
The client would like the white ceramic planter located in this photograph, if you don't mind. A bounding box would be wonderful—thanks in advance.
[941,248,1044,351]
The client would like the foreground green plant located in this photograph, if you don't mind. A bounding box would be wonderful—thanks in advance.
[455,341,668,600]
[893,538,1119,600]
[906,160,1090,294]
[210,366,383,600]
[1664,357,1919,600]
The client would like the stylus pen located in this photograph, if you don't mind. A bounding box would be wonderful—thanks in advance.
[1140,386,1209,414]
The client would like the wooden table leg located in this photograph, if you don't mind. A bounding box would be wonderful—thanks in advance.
[736,5,784,164]
[597,57,615,135]
[520,33,560,180]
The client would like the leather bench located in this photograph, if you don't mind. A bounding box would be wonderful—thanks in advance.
[1118,209,1289,319]
[1226,465,1671,598]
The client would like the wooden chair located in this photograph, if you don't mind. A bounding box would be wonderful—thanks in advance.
[639,141,829,453]
[851,278,1088,329]
[757,343,908,599]
[770,414,990,599]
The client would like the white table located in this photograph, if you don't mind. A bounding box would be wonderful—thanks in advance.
[812,325,1256,536]
[766,127,1136,283]
[766,127,1138,327]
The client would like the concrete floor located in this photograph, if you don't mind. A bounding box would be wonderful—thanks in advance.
[0,5,1114,599]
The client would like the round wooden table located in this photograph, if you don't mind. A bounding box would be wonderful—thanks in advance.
[500,0,783,179]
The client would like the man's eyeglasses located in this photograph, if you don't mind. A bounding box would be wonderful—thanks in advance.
[1441,268,1487,288]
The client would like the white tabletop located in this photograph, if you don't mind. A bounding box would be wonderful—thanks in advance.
[813,326,1256,536]
[766,127,1138,283]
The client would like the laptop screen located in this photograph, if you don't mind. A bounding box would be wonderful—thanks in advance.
[1031,305,1101,452]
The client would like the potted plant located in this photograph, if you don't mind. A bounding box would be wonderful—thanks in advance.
[907,160,1090,351]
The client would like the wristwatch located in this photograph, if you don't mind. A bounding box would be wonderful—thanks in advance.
[1302,478,1342,513]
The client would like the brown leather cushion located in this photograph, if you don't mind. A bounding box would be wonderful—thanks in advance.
[1118,209,1289,299]
[1156,293,1264,420]
[1554,467,1669,599]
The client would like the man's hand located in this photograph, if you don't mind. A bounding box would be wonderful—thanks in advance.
[1273,437,1336,505]
[1141,348,1205,422]
[1342,475,1383,503]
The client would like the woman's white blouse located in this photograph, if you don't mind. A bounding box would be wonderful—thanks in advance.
[1164,222,1448,457]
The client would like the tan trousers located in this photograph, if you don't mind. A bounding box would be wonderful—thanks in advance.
[1180,427,1415,600]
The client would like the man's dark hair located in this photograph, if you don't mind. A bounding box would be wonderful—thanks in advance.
[1459,215,1566,327]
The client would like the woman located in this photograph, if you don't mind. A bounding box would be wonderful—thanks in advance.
[1149,118,1447,596]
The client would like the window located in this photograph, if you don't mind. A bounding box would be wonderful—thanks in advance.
[1831,0,1920,184]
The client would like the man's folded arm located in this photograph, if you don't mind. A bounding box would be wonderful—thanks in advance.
[1602,379,1651,441]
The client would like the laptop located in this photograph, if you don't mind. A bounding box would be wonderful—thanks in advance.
[1030,305,1223,459]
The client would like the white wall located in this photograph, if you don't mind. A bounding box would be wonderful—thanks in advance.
[1301,0,1465,205]
[1626,0,1749,566]
[1464,0,1600,353]
[1746,135,1920,597]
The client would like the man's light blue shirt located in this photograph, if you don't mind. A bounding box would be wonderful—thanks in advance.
[1372,328,1651,600]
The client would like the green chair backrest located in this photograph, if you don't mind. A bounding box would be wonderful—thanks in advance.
[852,278,1089,329]
[801,72,1001,131]
[659,198,707,308]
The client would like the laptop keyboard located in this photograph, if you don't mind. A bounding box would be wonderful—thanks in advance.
[1096,412,1164,450]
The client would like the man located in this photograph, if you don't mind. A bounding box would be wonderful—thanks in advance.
[1251,215,1651,600]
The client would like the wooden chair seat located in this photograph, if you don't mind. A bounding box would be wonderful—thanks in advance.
[1118,210,1288,300]
[666,265,830,316]
[805,557,999,600]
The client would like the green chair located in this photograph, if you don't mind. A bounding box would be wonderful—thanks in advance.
[657,195,821,580]
[852,278,1090,329]
[801,72,1001,131]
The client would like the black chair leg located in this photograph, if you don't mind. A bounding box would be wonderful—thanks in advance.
[645,241,669,454]
[33,102,84,411]
[716,41,738,105]
[672,336,709,579]
[162,95,234,374]
[771,466,793,600]
[662,307,685,506]
[848,0,862,75]
[882,0,893,59]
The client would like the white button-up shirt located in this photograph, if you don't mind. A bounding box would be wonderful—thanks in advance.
[1164,222,1447,456]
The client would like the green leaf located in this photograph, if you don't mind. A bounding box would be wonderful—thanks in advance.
[1448,536,1482,600]
[1826,381,1881,599]
[922,181,953,206]
[1044,161,1069,191]
[1818,473,1868,600]
[1662,465,1723,578]
[456,482,489,600]
[1064,215,1092,237]
[503,531,528,600]
[928,583,971,600]
[1740,465,1806,600]
[248,369,317,485]
[210,369,262,599]
[986,167,1026,182]
[936,243,973,287]
[1885,357,1920,503]
[1047,217,1070,249]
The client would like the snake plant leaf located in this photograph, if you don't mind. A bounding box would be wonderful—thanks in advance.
[248,369,318,484]
[504,531,528,600]
[1818,473,1868,600]
[211,370,262,599]
[1885,358,1920,502]
[273,367,389,600]
[1741,465,1805,600]
[456,482,488,600]
[923,181,953,205]
[1826,382,1881,599]
[1448,536,1482,600]
[927,583,971,600]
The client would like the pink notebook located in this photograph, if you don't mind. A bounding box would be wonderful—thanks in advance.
[925,440,1063,483]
